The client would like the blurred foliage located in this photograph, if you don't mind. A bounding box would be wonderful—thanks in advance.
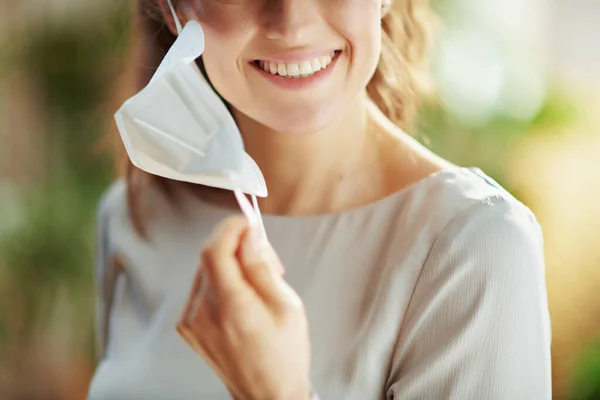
[571,338,600,400]
[0,2,130,359]
[417,84,579,195]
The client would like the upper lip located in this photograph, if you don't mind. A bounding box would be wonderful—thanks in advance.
[254,49,340,63]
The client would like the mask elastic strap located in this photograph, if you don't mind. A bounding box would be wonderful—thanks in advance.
[166,0,183,34]
[233,189,268,242]
[251,194,267,240]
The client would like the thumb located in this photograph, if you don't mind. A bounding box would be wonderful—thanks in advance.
[238,226,288,306]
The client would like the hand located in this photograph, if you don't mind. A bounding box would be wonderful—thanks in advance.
[176,216,312,400]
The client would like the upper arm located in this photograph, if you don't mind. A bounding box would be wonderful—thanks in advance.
[94,180,145,361]
[387,196,552,399]
[94,184,114,359]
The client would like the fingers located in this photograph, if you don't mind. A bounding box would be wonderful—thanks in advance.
[238,225,284,275]
[199,215,294,313]
[238,226,291,310]
[201,216,248,298]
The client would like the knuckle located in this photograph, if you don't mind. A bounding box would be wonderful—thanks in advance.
[248,258,271,276]
[183,314,214,344]
[218,216,247,235]
[177,322,198,344]
[223,215,246,226]
[185,297,211,325]
[279,296,306,318]
[281,301,301,316]
[201,247,215,266]
[176,320,190,336]
[184,310,202,329]
[201,235,231,266]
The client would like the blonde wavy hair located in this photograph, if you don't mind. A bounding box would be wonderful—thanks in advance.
[113,0,436,235]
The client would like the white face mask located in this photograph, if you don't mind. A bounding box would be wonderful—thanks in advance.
[114,0,267,235]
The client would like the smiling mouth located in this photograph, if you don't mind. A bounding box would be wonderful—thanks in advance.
[252,50,341,79]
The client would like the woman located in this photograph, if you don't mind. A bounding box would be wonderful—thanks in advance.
[87,0,552,399]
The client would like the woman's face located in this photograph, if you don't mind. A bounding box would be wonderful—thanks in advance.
[178,0,383,134]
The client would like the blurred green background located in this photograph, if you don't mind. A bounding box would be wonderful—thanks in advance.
[1,1,599,399]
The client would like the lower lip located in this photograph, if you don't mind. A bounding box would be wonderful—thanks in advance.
[251,53,340,91]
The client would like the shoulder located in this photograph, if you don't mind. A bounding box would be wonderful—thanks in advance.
[410,167,541,239]
[398,169,550,342]
[96,178,139,248]
[428,167,543,257]
[97,178,128,226]
[390,167,546,285]
[415,167,546,293]
[96,177,185,237]
[390,169,552,399]
[95,179,129,284]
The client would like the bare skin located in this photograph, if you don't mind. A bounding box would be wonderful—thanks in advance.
[193,98,453,216]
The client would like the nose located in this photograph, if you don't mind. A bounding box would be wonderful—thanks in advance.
[262,0,320,43]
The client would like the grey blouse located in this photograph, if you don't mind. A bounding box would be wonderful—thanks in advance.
[87,167,552,399]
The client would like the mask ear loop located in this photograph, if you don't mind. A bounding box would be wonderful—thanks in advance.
[229,171,267,241]
[251,194,267,239]
[233,189,268,242]
[166,0,183,34]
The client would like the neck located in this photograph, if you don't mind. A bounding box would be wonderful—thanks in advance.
[232,92,377,214]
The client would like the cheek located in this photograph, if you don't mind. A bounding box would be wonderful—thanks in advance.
[188,4,257,101]
[337,1,382,77]
[200,28,246,88]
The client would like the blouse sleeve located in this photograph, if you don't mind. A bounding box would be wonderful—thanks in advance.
[94,184,146,361]
[386,196,552,399]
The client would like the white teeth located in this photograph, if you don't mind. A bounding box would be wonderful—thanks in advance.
[269,62,277,74]
[287,63,300,77]
[319,55,331,67]
[299,61,313,76]
[257,51,338,78]
[311,59,322,72]
[277,63,287,76]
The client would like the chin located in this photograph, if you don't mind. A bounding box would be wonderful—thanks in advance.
[255,101,347,136]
